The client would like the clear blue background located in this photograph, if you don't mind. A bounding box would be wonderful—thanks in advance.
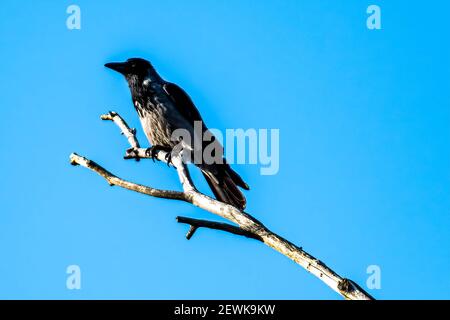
[0,0,448,299]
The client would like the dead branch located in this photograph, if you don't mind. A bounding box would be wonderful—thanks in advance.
[70,111,374,300]
[176,216,263,241]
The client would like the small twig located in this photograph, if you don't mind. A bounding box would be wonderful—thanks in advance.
[186,226,198,240]
[176,216,263,241]
[101,111,140,149]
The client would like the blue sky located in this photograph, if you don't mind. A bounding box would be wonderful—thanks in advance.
[0,0,449,299]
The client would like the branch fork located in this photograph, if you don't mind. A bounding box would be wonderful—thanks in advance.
[70,111,374,300]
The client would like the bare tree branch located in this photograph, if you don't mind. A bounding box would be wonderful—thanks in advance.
[70,111,374,300]
[176,216,263,241]
[70,153,186,201]
[101,111,140,149]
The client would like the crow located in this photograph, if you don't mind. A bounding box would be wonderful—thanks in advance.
[105,58,249,210]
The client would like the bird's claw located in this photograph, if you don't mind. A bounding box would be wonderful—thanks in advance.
[145,146,161,162]
[165,152,173,167]
[144,146,174,166]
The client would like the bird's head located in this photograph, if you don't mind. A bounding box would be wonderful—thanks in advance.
[105,58,157,82]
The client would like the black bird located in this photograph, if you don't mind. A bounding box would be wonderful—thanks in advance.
[105,58,249,210]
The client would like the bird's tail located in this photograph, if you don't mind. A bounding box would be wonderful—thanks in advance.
[202,164,249,211]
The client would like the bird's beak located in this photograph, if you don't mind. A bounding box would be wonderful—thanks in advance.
[104,62,127,75]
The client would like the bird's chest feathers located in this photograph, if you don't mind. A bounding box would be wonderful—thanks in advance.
[134,98,172,146]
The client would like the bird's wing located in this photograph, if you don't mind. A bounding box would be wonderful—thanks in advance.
[163,82,204,125]
[164,82,249,206]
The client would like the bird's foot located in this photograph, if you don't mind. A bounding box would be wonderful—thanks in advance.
[145,145,171,162]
